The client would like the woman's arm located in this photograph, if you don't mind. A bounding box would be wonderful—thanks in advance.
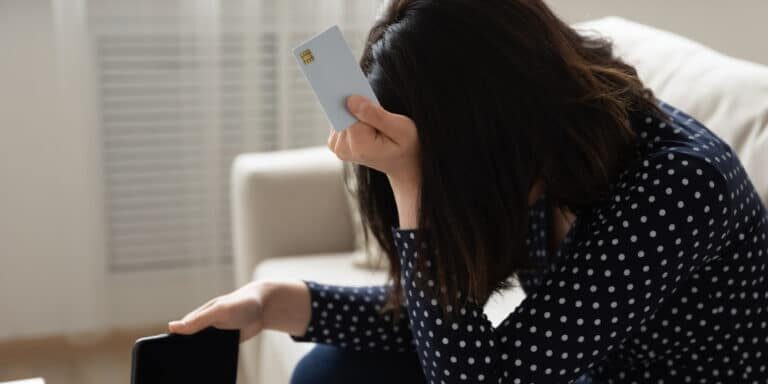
[259,280,312,336]
[169,278,415,351]
[389,153,731,383]
[288,282,415,352]
[388,174,421,229]
[168,280,310,341]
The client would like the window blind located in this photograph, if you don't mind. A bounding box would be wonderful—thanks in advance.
[88,0,379,272]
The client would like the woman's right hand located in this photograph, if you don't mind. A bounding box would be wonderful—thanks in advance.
[168,280,311,342]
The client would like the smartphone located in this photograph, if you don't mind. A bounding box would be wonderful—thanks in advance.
[131,327,240,384]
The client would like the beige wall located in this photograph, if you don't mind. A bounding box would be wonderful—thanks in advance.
[547,0,768,65]
[0,0,105,338]
[0,0,234,342]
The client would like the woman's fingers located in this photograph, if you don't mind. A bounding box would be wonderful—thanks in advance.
[169,304,221,335]
[329,121,400,171]
[327,128,337,152]
[328,97,417,173]
[346,95,413,144]
[328,129,350,161]
[333,129,350,159]
[327,95,420,180]
[346,121,392,163]
[186,296,218,318]
[329,127,362,163]
[168,296,221,334]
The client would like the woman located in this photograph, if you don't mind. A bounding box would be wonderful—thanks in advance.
[169,0,768,382]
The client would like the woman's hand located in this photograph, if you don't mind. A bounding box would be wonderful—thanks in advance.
[168,280,311,342]
[330,95,421,228]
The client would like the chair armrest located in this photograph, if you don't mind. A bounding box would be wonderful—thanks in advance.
[230,146,356,286]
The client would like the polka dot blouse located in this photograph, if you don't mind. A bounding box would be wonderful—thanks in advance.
[291,101,768,383]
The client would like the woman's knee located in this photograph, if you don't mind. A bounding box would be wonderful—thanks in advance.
[290,344,425,384]
[290,345,356,384]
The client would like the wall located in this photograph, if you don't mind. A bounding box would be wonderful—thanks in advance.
[547,0,768,65]
[0,0,106,339]
[0,0,233,342]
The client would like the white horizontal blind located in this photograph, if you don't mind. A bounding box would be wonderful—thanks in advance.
[254,0,380,149]
[88,0,379,272]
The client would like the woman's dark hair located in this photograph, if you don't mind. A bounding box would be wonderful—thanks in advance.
[345,0,665,316]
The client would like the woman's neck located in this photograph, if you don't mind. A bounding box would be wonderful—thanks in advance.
[549,205,577,254]
[528,181,576,253]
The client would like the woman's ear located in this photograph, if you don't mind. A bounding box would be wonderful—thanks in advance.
[527,179,544,206]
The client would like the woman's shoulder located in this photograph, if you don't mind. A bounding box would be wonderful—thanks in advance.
[624,101,744,200]
[577,102,743,233]
[630,101,739,181]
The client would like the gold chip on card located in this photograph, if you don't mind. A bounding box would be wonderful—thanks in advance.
[300,49,314,64]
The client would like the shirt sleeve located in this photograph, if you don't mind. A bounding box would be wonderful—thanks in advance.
[288,203,549,353]
[516,198,554,295]
[391,151,732,383]
[290,281,415,352]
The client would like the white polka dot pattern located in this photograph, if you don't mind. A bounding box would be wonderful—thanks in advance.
[292,102,768,383]
[292,283,414,352]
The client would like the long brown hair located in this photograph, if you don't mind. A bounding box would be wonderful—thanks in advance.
[346,0,665,317]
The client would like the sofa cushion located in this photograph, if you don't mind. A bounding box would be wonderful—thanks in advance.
[577,17,768,204]
[250,253,386,384]
[254,252,388,286]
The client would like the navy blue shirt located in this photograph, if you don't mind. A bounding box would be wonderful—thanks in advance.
[292,101,768,383]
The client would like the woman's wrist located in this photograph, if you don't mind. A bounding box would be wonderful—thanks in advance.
[259,280,312,337]
[387,173,421,229]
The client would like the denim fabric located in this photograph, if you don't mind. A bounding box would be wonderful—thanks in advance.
[290,344,595,384]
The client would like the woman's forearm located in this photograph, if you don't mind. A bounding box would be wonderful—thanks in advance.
[388,174,421,230]
[260,280,312,337]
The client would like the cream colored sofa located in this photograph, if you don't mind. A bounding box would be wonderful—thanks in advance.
[231,17,768,384]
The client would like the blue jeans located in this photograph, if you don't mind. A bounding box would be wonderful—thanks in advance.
[290,345,595,384]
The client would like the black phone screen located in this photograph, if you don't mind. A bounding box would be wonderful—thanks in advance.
[131,327,239,384]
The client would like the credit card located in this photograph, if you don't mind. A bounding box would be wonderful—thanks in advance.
[291,25,380,132]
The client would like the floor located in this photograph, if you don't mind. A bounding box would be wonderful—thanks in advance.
[0,326,161,384]
[0,326,249,384]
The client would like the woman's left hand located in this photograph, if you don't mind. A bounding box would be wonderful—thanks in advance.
[329,95,422,228]
[329,95,421,189]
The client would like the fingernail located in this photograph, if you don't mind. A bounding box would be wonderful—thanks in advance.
[168,320,183,328]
